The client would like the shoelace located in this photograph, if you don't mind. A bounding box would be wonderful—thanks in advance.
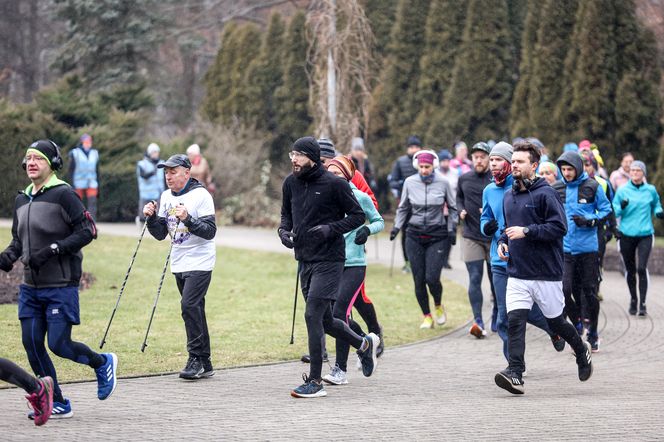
[25,383,45,416]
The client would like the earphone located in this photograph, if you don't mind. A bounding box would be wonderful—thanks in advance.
[512,177,535,192]
[22,140,63,171]
[412,149,440,169]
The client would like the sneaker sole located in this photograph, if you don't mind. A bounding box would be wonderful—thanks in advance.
[322,375,348,385]
[179,371,204,380]
[200,370,216,378]
[99,353,118,401]
[290,389,327,398]
[494,372,525,395]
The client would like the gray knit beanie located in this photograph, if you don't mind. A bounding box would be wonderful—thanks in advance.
[490,141,513,162]
[630,160,646,176]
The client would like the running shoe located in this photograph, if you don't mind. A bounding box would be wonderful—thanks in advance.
[25,376,53,426]
[420,315,434,329]
[401,262,411,274]
[300,351,328,364]
[96,353,118,400]
[322,365,348,385]
[469,322,487,339]
[629,298,638,315]
[639,303,647,316]
[435,305,447,326]
[587,333,600,353]
[551,334,566,352]
[179,356,204,380]
[376,325,385,358]
[357,333,379,377]
[494,369,524,395]
[28,398,73,420]
[291,374,327,398]
[201,358,215,378]
[576,341,593,382]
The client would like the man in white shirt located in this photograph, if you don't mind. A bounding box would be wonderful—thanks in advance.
[143,154,217,380]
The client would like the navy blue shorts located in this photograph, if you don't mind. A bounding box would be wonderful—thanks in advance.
[18,284,80,324]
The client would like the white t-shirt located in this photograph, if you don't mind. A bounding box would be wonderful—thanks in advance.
[158,186,216,273]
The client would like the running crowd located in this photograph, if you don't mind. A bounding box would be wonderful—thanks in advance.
[0,134,663,424]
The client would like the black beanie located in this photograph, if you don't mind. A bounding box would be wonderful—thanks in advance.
[293,136,321,163]
[26,139,61,170]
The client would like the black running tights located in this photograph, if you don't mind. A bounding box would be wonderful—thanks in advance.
[619,235,653,304]
[0,357,38,394]
[332,266,367,372]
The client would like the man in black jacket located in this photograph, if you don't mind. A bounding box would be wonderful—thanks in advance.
[279,137,380,398]
[0,140,117,420]
[457,142,496,338]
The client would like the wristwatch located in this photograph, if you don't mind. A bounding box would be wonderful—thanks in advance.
[50,243,59,255]
[522,227,530,237]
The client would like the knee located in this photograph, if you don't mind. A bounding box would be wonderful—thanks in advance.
[637,265,648,276]
[545,314,566,330]
[425,277,440,287]
[47,338,66,358]
[507,309,529,328]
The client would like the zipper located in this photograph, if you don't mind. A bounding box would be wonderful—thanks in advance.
[25,194,38,288]
[423,182,428,227]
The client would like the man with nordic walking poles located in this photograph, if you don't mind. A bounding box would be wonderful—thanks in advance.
[279,136,380,398]
[144,154,217,380]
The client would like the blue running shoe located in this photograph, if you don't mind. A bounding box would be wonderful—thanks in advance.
[96,353,118,400]
[28,398,73,420]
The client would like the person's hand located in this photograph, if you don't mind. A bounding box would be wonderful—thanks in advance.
[448,231,457,246]
[143,200,157,217]
[505,226,526,240]
[174,204,189,222]
[29,245,57,271]
[620,199,629,210]
[354,226,370,245]
[389,227,400,241]
[497,242,509,261]
[483,219,498,236]
[278,228,296,249]
[656,212,664,220]
[459,209,467,220]
[604,229,613,243]
[307,225,331,242]
[572,215,596,227]
[0,254,13,272]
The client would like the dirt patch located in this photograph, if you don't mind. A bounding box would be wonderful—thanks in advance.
[0,263,95,305]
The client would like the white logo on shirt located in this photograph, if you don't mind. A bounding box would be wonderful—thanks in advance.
[52,308,59,315]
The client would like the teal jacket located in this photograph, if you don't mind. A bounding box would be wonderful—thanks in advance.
[344,183,384,267]
[613,181,663,237]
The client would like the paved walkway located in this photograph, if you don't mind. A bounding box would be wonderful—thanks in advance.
[1,222,663,440]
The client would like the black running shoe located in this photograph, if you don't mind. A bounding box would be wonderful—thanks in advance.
[551,334,565,352]
[576,341,593,382]
[290,374,327,398]
[300,352,328,364]
[201,358,215,378]
[629,298,637,315]
[179,356,204,380]
[494,369,524,395]
[638,303,647,316]
[357,333,379,377]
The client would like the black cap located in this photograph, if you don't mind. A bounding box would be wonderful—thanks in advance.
[293,136,321,163]
[158,154,191,169]
[470,142,491,155]
[406,135,422,147]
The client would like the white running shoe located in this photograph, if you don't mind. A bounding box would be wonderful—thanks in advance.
[322,365,348,385]
[435,305,447,325]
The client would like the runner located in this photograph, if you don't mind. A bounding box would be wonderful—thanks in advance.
[456,142,496,338]
[494,141,592,395]
[0,139,117,419]
[481,142,565,362]
[391,150,457,329]
[0,358,53,426]
[555,151,612,352]
[279,137,379,398]
[612,160,663,316]
[144,154,217,380]
[322,155,384,385]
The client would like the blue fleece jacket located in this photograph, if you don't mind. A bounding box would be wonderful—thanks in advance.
[480,174,514,268]
[613,180,663,237]
[499,177,567,281]
[344,183,384,267]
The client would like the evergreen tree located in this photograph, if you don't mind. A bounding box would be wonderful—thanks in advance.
[201,22,240,122]
[369,0,430,168]
[274,12,312,158]
[441,0,513,143]
[528,0,578,147]
[414,0,467,142]
[225,25,262,122]
[361,0,399,65]
[508,1,540,138]
[507,0,528,72]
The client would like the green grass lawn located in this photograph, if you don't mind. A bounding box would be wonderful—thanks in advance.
[0,228,469,385]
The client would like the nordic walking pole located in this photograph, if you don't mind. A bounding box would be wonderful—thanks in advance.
[100,213,151,349]
[289,262,301,345]
[389,235,397,277]
[141,220,180,353]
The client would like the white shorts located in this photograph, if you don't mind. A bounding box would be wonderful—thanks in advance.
[506,277,564,318]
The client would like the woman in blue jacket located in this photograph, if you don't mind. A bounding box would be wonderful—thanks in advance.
[613,161,663,316]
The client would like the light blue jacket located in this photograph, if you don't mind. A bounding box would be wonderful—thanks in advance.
[344,183,384,267]
[69,147,99,189]
[613,181,663,237]
[136,156,165,200]
[480,174,514,268]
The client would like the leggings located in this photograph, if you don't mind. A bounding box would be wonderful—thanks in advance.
[352,285,381,335]
[333,267,367,372]
[619,235,653,304]
[563,252,600,334]
[21,318,104,403]
[0,357,38,394]
[405,235,445,315]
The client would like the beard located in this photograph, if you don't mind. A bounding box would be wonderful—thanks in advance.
[293,163,313,178]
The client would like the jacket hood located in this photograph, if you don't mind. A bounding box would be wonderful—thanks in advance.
[556,151,583,181]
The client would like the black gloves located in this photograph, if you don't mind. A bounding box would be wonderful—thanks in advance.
[389,227,400,241]
[572,215,597,228]
[483,219,498,236]
[354,226,370,245]
[307,225,331,242]
[656,212,664,219]
[278,228,296,249]
[0,254,13,272]
[28,245,57,271]
[448,231,457,246]
[620,199,629,210]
